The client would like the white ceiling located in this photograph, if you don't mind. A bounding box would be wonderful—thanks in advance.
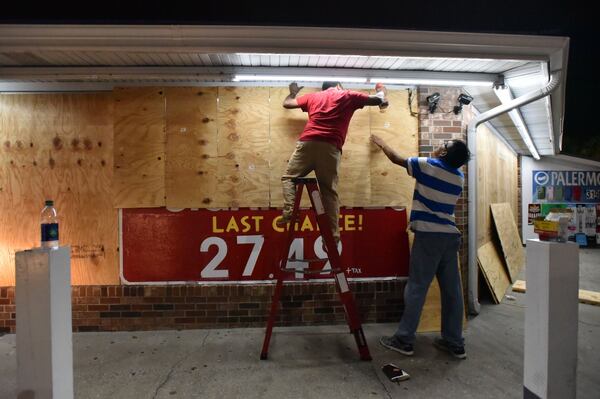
[0,24,570,157]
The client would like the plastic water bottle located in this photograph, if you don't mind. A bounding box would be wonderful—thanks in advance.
[41,200,59,249]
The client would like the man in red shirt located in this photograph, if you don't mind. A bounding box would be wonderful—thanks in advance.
[279,81,388,246]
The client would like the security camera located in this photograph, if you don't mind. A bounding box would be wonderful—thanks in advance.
[427,92,441,113]
[458,94,473,105]
[453,93,473,114]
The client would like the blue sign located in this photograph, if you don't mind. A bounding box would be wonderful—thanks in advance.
[533,170,600,203]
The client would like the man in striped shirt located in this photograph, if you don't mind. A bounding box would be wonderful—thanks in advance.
[370,134,470,359]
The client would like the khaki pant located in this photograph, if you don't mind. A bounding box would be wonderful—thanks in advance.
[281,140,342,243]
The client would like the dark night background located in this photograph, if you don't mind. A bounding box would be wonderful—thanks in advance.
[1,1,598,160]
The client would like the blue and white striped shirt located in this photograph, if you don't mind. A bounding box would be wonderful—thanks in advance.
[406,157,463,234]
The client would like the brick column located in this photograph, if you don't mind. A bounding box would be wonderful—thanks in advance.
[418,87,470,288]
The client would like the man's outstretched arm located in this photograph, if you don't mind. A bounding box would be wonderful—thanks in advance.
[365,84,388,107]
[370,134,408,168]
[283,82,304,109]
[365,94,389,107]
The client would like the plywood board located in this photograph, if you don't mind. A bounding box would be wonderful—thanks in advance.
[268,87,319,208]
[417,277,442,332]
[269,87,418,209]
[338,90,372,206]
[477,241,511,304]
[476,125,519,247]
[216,87,270,207]
[417,253,467,332]
[513,280,600,306]
[165,87,218,208]
[369,90,418,207]
[113,87,166,208]
[0,93,118,286]
[490,202,524,282]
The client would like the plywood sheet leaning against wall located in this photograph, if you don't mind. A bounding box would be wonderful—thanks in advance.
[0,93,118,285]
[477,241,511,303]
[476,124,519,246]
[490,202,524,282]
[268,87,319,208]
[417,278,443,332]
[216,87,270,207]
[369,90,418,208]
[113,88,166,208]
[417,254,467,332]
[165,87,218,208]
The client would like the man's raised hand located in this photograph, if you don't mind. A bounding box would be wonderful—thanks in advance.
[370,134,385,148]
[289,82,304,97]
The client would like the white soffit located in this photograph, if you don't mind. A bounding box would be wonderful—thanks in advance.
[0,24,570,156]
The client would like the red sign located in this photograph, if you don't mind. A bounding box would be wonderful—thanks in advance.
[121,208,410,283]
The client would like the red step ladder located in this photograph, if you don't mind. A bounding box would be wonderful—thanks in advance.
[260,177,372,361]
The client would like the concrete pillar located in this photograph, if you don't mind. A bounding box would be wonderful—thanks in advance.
[15,247,73,399]
[524,239,578,399]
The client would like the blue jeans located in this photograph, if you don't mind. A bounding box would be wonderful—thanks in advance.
[394,231,464,348]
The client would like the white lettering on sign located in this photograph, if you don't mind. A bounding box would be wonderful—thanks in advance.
[238,235,264,276]
[200,237,228,278]
[198,236,342,279]
[314,236,342,275]
[287,238,307,279]
[536,170,600,187]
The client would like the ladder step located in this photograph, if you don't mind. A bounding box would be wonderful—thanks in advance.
[281,268,337,275]
[291,177,317,184]
[287,257,328,263]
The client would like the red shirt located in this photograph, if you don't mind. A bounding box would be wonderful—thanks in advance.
[296,88,369,150]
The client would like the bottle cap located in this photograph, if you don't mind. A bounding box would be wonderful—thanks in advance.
[45,200,54,206]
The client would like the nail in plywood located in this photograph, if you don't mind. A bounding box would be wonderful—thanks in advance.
[369,90,418,207]
[268,87,319,208]
[0,93,118,286]
[338,90,371,206]
[477,241,511,304]
[490,202,524,282]
[513,280,600,306]
[113,87,166,208]
[216,87,270,208]
[165,87,218,208]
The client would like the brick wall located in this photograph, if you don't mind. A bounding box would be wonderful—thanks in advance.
[0,282,405,334]
[418,87,470,283]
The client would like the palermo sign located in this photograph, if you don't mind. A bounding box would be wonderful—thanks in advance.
[533,170,600,203]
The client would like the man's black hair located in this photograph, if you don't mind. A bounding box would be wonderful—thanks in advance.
[441,140,471,169]
[322,81,341,90]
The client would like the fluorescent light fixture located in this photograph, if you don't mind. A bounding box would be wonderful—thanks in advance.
[370,77,493,87]
[233,75,367,83]
[494,86,540,160]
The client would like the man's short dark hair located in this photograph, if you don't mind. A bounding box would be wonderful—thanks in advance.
[322,81,340,90]
[441,140,471,169]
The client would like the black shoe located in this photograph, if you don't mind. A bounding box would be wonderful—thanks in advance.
[433,337,466,359]
[379,336,414,356]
